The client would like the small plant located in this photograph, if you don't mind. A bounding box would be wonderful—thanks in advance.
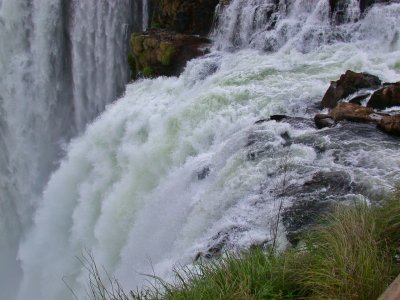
[159,43,176,66]
[142,66,154,78]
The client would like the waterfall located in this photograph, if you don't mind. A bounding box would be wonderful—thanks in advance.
[142,0,149,31]
[0,0,147,299]
[212,0,370,51]
[0,0,399,299]
[14,1,400,299]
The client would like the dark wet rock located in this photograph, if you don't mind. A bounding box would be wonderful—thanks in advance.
[378,114,400,136]
[349,93,370,105]
[320,70,381,109]
[194,226,249,260]
[314,114,335,129]
[254,119,268,124]
[197,166,210,180]
[330,0,393,17]
[367,82,400,110]
[150,0,219,35]
[281,132,292,147]
[283,199,332,245]
[270,115,289,122]
[360,0,395,12]
[282,171,353,245]
[254,115,289,125]
[130,30,211,78]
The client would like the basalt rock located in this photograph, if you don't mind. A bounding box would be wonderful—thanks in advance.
[367,82,400,110]
[320,70,381,109]
[150,0,220,35]
[130,30,211,78]
[282,170,353,245]
[378,114,400,136]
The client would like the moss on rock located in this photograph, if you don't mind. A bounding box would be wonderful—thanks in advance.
[129,29,210,78]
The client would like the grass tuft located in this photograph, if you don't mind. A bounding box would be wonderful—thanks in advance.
[86,191,400,300]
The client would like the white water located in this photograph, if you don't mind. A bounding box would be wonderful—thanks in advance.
[142,0,149,31]
[12,1,400,299]
[0,0,143,299]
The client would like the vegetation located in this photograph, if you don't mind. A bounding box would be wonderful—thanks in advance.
[142,66,155,78]
[159,43,176,66]
[127,53,137,79]
[86,190,400,300]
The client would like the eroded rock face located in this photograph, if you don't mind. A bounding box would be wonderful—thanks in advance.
[130,30,210,78]
[367,82,400,109]
[378,115,400,135]
[320,70,381,109]
[150,0,220,35]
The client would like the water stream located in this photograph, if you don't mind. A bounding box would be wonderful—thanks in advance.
[1,1,400,299]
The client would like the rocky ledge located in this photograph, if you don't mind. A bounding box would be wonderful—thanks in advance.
[315,70,400,136]
[150,0,220,35]
[129,30,211,78]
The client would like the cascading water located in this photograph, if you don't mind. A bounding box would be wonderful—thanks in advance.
[0,0,146,299]
[1,0,399,299]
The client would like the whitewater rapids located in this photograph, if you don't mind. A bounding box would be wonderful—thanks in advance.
[13,1,400,300]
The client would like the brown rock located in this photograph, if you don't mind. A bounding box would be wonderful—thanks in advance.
[330,102,375,123]
[367,82,400,110]
[320,70,381,109]
[378,115,400,136]
[314,103,376,128]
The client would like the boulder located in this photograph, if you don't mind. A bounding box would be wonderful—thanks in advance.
[314,103,375,128]
[314,114,335,129]
[150,0,220,35]
[130,30,210,78]
[378,114,400,136]
[330,102,375,122]
[367,82,400,109]
[349,93,370,105]
[320,70,381,109]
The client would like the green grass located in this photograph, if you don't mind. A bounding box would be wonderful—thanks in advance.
[88,191,400,300]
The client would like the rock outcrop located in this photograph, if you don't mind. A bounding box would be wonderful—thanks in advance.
[320,70,381,109]
[130,30,210,78]
[129,0,220,79]
[315,70,400,137]
[315,103,376,129]
[378,115,400,135]
[149,0,220,35]
[367,82,400,109]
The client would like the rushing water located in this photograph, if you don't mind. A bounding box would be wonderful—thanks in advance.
[1,0,400,299]
[0,0,145,299]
